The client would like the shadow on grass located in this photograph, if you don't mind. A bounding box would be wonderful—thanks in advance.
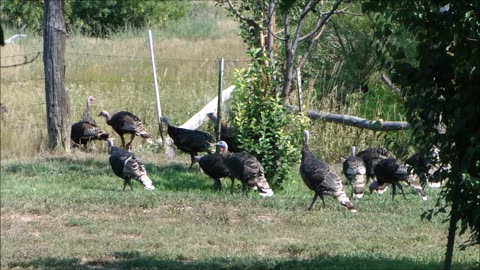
[146,163,216,192]
[8,251,477,270]
[3,155,217,193]
[1,156,110,178]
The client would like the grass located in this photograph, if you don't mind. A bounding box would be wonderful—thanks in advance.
[0,9,247,158]
[1,7,478,270]
[1,152,479,270]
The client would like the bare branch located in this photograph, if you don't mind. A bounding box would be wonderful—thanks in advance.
[381,73,402,96]
[0,52,41,68]
[288,105,409,131]
[297,21,328,71]
[224,0,259,28]
[299,0,344,42]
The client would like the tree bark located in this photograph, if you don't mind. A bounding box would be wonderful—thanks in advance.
[288,105,409,131]
[44,0,69,151]
[444,175,460,270]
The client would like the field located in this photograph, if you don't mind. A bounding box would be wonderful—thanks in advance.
[1,9,479,270]
[1,152,478,270]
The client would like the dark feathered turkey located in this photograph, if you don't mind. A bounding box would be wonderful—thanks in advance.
[194,148,234,192]
[99,110,150,150]
[107,138,155,191]
[405,146,449,188]
[206,112,240,152]
[161,116,214,168]
[356,147,396,194]
[71,96,109,149]
[370,158,427,201]
[71,121,109,148]
[342,146,367,199]
[356,147,396,182]
[216,141,273,197]
[300,130,356,212]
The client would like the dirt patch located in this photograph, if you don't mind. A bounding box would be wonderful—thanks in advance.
[5,212,43,224]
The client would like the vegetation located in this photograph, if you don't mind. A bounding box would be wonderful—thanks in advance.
[0,0,190,37]
[3,4,478,269]
[362,1,480,269]
[232,50,309,188]
[1,154,479,269]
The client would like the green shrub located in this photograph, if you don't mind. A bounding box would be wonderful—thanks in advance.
[231,49,309,188]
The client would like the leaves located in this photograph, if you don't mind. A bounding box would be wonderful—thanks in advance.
[364,0,480,250]
[231,49,309,188]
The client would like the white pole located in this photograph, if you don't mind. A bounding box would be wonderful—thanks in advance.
[216,58,224,142]
[148,30,162,123]
[296,67,303,112]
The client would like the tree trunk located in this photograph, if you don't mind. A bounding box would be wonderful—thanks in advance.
[282,12,295,104]
[444,175,460,270]
[43,0,69,151]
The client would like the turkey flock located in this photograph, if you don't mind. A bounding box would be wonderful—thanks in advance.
[71,95,440,212]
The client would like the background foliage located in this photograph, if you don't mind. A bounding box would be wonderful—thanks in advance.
[1,2,479,268]
[231,50,309,188]
[362,0,480,267]
[0,0,190,37]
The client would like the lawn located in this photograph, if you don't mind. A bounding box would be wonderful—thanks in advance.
[1,150,478,270]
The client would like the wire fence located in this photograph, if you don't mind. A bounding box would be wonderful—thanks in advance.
[1,50,246,132]
[1,49,392,159]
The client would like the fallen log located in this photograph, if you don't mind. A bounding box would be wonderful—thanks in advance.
[176,85,409,132]
[287,105,410,131]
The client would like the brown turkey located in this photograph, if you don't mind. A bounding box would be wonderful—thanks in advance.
[161,116,214,168]
[216,141,273,197]
[99,110,151,151]
[300,130,356,212]
[71,95,109,149]
[206,112,240,152]
[106,138,155,191]
[342,146,367,199]
[370,158,427,201]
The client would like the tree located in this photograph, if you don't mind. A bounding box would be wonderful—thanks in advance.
[362,1,480,269]
[217,0,407,185]
[218,0,351,104]
[1,0,189,37]
[44,0,69,151]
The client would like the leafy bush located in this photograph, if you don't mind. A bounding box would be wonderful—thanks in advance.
[231,49,309,188]
[0,0,189,37]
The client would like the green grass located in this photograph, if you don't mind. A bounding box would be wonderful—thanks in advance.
[1,152,478,270]
[1,10,478,270]
[0,13,247,159]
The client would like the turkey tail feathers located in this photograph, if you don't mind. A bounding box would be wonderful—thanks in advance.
[255,174,274,197]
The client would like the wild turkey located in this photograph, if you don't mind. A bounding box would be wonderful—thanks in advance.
[216,141,274,197]
[356,147,396,194]
[356,147,396,182]
[370,158,427,201]
[194,145,234,192]
[99,110,151,151]
[71,96,109,149]
[81,95,96,124]
[161,116,214,168]
[71,121,109,148]
[300,130,356,212]
[106,138,155,191]
[206,112,240,152]
[342,146,367,199]
[405,146,449,188]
